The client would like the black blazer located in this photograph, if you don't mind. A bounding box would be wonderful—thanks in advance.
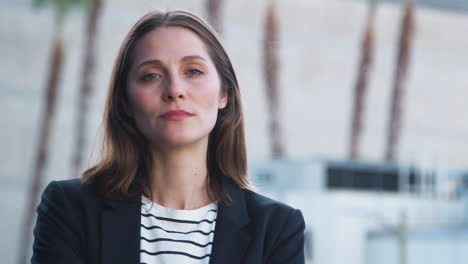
[32,178,305,264]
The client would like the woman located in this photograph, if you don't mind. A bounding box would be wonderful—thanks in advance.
[32,10,305,264]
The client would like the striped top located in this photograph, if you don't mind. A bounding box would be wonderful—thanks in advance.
[140,196,218,264]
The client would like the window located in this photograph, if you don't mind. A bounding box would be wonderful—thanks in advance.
[326,163,419,192]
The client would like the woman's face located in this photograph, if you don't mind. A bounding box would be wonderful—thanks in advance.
[126,26,227,149]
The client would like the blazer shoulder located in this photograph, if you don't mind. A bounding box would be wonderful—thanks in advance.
[45,178,81,192]
[33,179,98,263]
[241,188,306,263]
[241,188,300,217]
[41,178,96,199]
[40,179,80,202]
[241,188,305,233]
[38,179,100,214]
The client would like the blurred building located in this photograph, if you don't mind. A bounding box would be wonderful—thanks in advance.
[367,172,468,264]
[250,159,468,264]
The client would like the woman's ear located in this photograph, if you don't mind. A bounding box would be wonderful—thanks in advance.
[218,90,228,109]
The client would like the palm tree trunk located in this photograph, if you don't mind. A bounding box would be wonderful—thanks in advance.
[385,0,415,162]
[206,0,223,34]
[349,0,377,160]
[263,2,284,158]
[72,0,103,178]
[17,35,64,264]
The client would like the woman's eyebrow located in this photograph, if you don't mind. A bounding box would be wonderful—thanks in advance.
[136,59,164,69]
[181,55,207,62]
[136,55,206,69]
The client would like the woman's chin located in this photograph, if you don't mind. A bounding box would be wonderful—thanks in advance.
[153,134,208,149]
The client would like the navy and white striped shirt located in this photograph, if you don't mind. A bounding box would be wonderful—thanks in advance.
[140,196,218,264]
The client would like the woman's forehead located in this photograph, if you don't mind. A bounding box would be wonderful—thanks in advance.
[132,26,211,66]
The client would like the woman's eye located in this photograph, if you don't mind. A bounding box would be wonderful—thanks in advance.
[141,73,161,81]
[187,69,203,76]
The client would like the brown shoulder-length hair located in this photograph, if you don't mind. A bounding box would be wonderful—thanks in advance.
[82,10,252,203]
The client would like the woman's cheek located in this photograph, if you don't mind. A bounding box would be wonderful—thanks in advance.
[132,90,160,113]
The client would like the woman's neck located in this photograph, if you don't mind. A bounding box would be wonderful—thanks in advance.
[148,142,212,210]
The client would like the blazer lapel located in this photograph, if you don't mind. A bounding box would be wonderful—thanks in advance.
[210,179,252,264]
[101,198,141,264]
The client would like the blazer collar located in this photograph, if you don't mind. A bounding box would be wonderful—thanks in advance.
[209,178,252,264]
[99,178,252,264]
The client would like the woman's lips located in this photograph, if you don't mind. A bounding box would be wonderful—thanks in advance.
[160,110,195,121]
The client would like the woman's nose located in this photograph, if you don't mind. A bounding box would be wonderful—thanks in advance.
[162,76,186,101]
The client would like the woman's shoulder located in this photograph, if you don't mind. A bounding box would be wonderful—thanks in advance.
[41,178,97,200]
[38,179,102,215]
[241,188,295,211]
[240,188,304,224]
[239,187,305,260]
[33,179,105,262]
